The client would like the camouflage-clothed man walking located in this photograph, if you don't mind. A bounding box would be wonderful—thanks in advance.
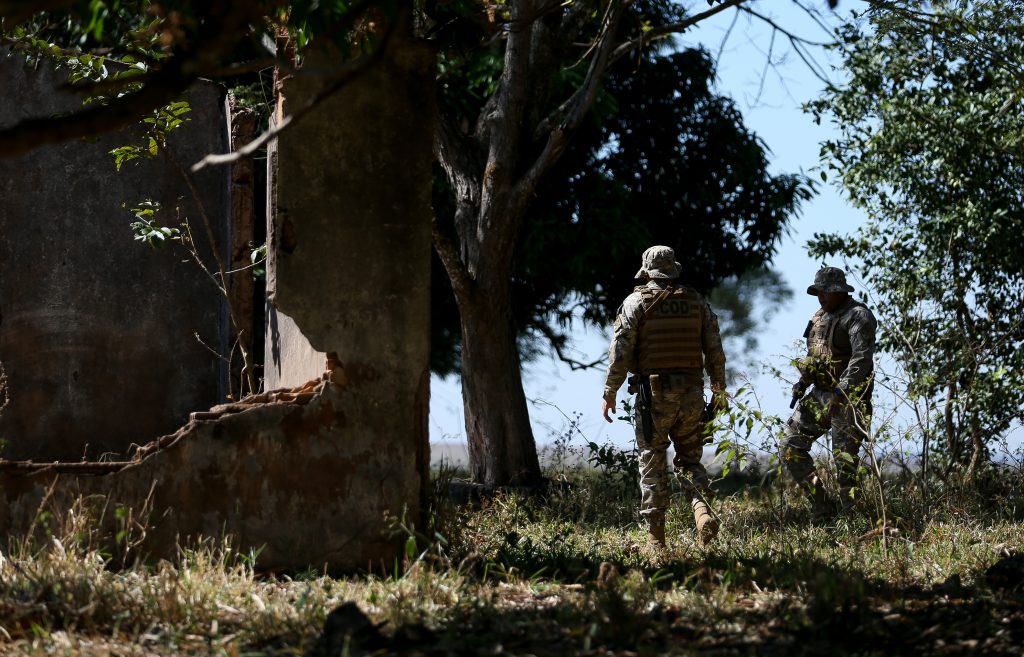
[781,266,877,518]
[602,246,728,548]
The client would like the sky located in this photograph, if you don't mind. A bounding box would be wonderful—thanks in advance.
[428,1,875,458]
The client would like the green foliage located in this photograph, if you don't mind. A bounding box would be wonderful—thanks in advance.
[250,242,268,280]
[110,100,191,170]
[127,199,180,246]
[586,439,639,498]
[808,1,1024,472]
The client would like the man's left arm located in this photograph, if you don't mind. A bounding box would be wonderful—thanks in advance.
[837,307,878,399]
[701,302,728,412]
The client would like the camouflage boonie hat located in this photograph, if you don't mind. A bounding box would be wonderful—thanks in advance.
[635,245,682,280]
[807,266,854,295]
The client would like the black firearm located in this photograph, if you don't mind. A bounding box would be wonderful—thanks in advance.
[630,374,654,443]
[790,380,809,409]
[701,399,716,444]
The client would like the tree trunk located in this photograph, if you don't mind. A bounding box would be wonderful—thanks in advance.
[965,415,985,484]
[943,379,960,469]
[458,278,542,486]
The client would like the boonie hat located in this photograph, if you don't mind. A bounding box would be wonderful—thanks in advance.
[635,245,682,280]
[807,266,855,295]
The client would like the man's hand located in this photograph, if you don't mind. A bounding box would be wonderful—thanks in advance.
[602,398,616,423]
[711,390,729,416]
[827,390,846,419]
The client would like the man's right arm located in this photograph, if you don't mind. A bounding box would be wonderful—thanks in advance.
[603,295,642,405]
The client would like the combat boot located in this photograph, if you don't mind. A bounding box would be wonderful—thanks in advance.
[647,514,667,550]
[836,475,858,514]
[691,497,719,546]
[808,484,836,523]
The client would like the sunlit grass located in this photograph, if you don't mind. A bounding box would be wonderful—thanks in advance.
[1,464,1022,655]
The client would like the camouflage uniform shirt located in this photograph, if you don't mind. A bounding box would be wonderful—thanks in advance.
[603,280,727,400]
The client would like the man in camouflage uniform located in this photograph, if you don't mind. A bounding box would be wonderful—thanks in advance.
[602,246,728,549]
[781,266,877,519]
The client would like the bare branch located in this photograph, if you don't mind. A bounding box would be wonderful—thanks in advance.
[791,0,837,37]
[716,5,742,62]
[190,5,405,172]
[535,0,749,139]
[754,23,777,105]
[739,5,832,83]
[532,322,606,371]
[192,38,390,171]
[191,114,290,172]
[607,0,749,66]
[740,3,831,47]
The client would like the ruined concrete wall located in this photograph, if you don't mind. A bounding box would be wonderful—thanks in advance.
[0,52,229,460]
[264,25,435,564]
[0,17,433,571]
[0,381,410,571]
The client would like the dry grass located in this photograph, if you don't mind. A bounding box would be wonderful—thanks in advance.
[1,464,1023,656]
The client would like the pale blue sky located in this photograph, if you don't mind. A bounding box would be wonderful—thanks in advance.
[429,1,872,452]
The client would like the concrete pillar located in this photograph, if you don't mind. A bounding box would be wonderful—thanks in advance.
[263,20,435,563]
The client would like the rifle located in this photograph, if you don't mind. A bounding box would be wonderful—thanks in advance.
[630,374,654,443]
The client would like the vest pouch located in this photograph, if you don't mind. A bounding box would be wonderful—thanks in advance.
[665,372,695,392]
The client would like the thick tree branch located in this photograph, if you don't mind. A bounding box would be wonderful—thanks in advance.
[607,0,749,67]
[0,0,78,28]
[435,107,485,272]
[0,3,260,158]
[512,0,632,215]
[0,62,196,158]
[435,110,482,194]
[0,1,385,159]
[523,1,566,131]
[481,0,537,192]
[534,0,749,140]
[469,0,545,273]
[432,216,475,306]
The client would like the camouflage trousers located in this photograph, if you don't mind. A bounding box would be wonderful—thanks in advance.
[780,386,871,499]
[635,383,708,522]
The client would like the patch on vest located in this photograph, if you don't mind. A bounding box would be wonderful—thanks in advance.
[653,297,692,317]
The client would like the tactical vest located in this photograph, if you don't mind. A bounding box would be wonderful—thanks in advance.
[803,300,867,387]
[637,285,704,373]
